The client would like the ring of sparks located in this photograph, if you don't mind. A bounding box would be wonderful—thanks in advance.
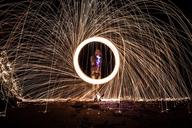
[73,37,120,85]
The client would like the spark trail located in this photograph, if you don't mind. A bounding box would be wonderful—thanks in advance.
[0,0,192,102]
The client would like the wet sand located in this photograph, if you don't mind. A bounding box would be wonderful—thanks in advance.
[0,100,192,128]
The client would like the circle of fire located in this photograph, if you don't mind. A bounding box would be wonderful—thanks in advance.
[73,37,120,84]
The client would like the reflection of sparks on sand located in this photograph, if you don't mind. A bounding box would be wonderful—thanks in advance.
[21,97,190,103]
[18,98,192,114]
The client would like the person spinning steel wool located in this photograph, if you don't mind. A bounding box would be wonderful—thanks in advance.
[90,49,102,101]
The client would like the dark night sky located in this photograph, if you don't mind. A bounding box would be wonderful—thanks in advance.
[170,0,192,21]
[2,0,192,13]
[1,0,192,19]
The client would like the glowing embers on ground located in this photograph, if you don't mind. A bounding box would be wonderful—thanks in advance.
[73,37,120,85]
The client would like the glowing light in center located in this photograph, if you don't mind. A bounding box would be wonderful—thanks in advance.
[96,55,102,68]
[73,37,120,84]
